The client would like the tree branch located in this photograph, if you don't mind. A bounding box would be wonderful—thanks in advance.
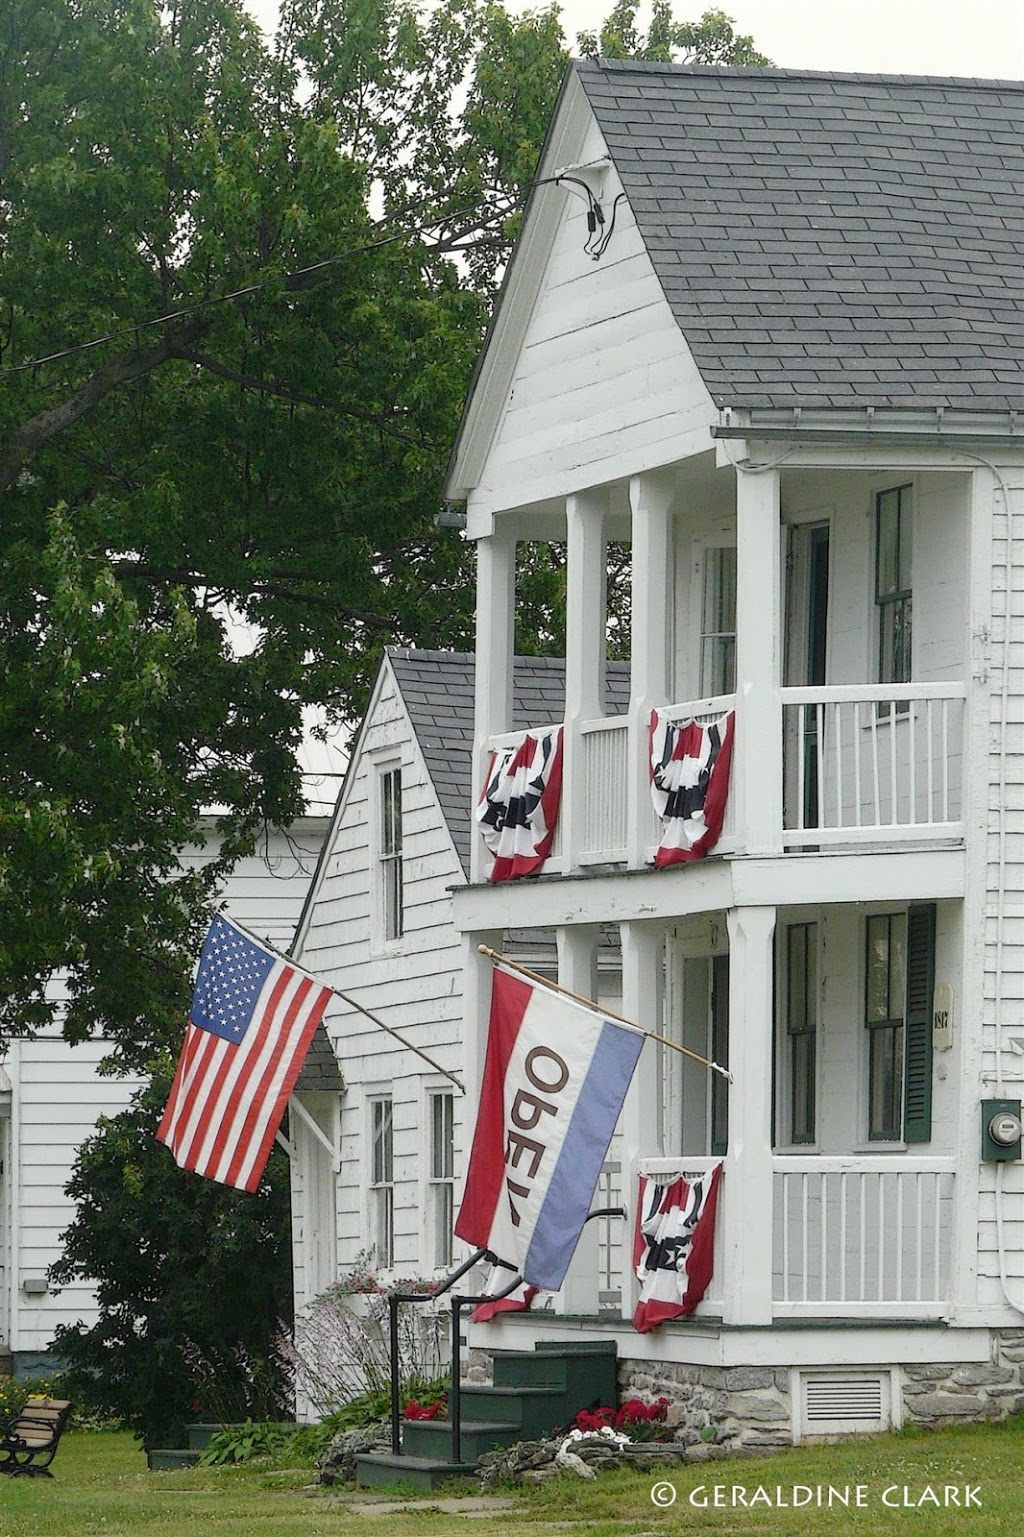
[0,320,209,495]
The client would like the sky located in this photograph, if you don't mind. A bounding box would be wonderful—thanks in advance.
[244,0,1024,80]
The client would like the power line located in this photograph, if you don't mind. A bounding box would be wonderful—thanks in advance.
[0,192,511,377]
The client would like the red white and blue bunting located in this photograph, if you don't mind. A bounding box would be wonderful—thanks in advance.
[633,1164,723,1332]
[649,709,735,865]
[476,726,564,882]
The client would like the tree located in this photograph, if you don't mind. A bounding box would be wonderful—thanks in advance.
[578,3,770,64]
[50,1078,294,1447]
[1,1,767,1061]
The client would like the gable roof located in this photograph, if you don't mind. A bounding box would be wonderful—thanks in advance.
[389,649,630,877]
[573,60,1024,415]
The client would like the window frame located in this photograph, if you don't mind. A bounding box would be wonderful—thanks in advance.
[369,1094,395,1270]
[375,761,404,946]
[783,922,818,1147]
[864,912,908,1143]
[698,543,738,698]
[427,1089,455,1272]
[874,484,913,695]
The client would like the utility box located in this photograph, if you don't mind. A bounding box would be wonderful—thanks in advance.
[982,1099,1023,1161]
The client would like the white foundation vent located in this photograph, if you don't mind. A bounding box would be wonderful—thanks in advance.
[797,1371,892,1438]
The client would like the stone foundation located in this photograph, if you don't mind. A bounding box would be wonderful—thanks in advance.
[900,1331,1024,1426]
[619,1359,792,1450]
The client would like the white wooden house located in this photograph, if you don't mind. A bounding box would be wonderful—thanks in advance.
[287,648,628,1315]
[444,60,1024,1443]
[0,736,339,1376]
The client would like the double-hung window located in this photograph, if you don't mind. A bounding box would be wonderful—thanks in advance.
[785,923,817,1145]
[700,546,737,696]
[379,767,403,942]
[865,906,936,1143]
[370,1096,394,1268]
[429,1091,455,1270]
[875,485,912,700]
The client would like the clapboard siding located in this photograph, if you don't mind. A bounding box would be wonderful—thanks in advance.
[472,115,715,517]
[291,661,467,1305]
[2,821,328,1357]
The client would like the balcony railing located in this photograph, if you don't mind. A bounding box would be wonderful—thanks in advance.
[781,683,965,847]
[482,681,965,874]
[772,1156,955,1317]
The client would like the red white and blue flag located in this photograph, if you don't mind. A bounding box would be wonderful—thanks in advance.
[649,709,734,865]
[632,1164,722,1332]
[476,727,563,882]
[455,967,644,1291]
[157,915,332,1192]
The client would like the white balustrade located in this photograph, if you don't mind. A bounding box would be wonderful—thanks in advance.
[579,718,629,863]
[781,684,965,847]
[773,1157,955,1317]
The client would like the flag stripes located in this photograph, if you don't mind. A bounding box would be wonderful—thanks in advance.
[157,916,331,1192]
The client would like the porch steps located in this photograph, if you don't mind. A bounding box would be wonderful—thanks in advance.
[354,1341,618,1491]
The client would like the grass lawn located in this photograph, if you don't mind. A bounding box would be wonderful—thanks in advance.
[4,1421,1024,1536]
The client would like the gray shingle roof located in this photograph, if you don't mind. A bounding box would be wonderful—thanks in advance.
[575,60,1024,413]
[388,649,629,876]
[293,1020,344,1092]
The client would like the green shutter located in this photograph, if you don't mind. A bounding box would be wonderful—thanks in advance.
[903,904,936,1143]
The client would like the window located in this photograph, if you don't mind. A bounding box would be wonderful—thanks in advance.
[785,924,817,1145]
[700,546,737,696]
[379,767,403,941]
[429,1091,455,1270]
[875,486,912,691]
[710,953,730,1156]
[865,913,906,1141]
[370,1096,394,1268]
[864,906,935,1143]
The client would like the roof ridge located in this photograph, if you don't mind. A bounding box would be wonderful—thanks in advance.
[574,56,1024,93]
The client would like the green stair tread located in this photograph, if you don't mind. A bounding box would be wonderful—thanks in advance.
[354,1451,478,1490]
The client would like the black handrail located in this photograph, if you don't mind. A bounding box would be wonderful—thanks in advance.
[385,1205,626,1462]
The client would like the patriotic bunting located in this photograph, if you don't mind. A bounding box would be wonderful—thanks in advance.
[476,726,563,881]
[649,709,734,865]
[633,1164,722,1332]
[157,915,331,1192]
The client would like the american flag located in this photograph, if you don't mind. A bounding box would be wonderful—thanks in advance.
[157,915,332,1192]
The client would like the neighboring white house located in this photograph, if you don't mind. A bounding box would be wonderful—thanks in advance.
[0,737,340,1376]
[443,59,1024,1444]
[287,647,628,1316]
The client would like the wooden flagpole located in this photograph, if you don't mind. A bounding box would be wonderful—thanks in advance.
[227,914,465,1094]
[478,944,733,1082]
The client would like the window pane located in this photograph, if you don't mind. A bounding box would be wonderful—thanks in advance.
[791,1032,816,1143]
[888,914,907,1021]
[787,925,808,1033]
[382,770,402,856]
[876,490,900,599]
[869,1024,903,1140]
[700,548,737,695]
[866,916,891,1022]
[431,1093,454,1180]
[373,1098,393,1184]
[433,1184,453,1269]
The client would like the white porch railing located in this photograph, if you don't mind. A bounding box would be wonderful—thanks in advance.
[781,683,965,847]
[579,717,629,864]
[773,1157,956,1317]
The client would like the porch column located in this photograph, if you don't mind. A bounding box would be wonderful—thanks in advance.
[553,925,601,1314]
[472,530,516,882]
[561,492,608,870]
[457,929,502,1263]
[734,466,783,855]
[627,472,674,866]
[619,920,664,1320]
[722,905,776,1326]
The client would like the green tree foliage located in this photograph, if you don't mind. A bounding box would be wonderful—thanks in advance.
[1,1,766,1057]
[578,3,770,64]
[50,1079,294,1449]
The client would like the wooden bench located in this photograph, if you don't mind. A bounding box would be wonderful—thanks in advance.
[0,1398,73,1478]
